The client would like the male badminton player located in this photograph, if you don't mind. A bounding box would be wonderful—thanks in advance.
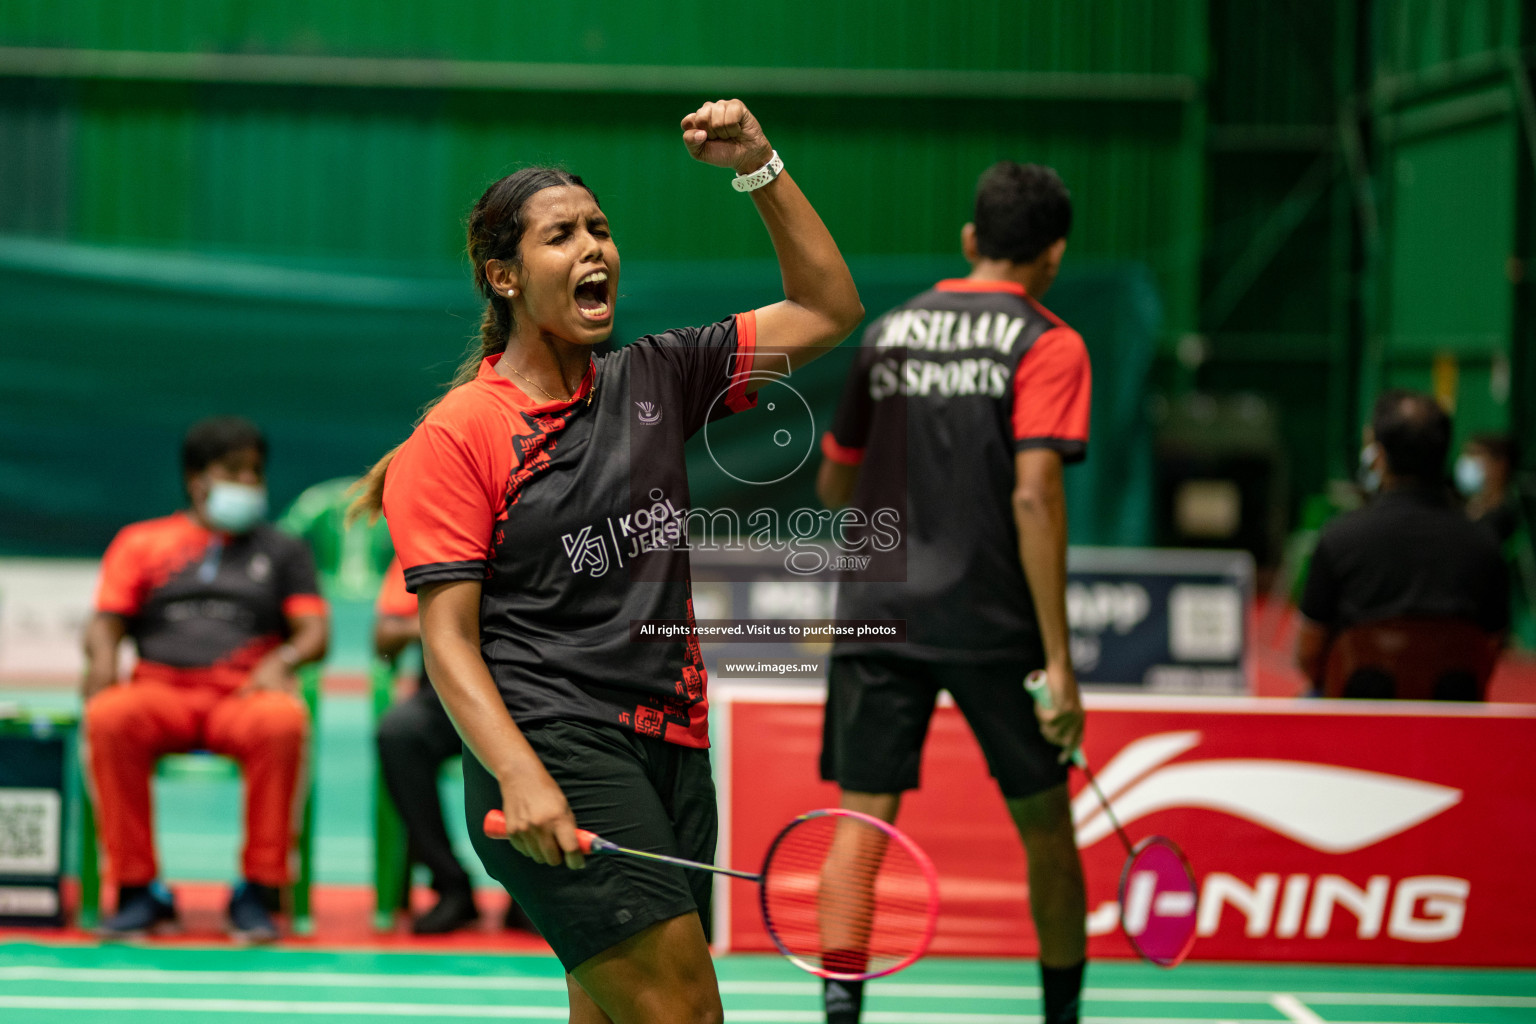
[355,99,861,1023]
[817,162,1090,1024]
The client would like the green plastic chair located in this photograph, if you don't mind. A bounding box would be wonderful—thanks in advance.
[277,475,395,929]
[277,477,407,929]
[277,476,396,603]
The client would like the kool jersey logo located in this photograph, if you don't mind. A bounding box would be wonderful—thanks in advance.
[559,490,688,577]
[561,526,610,578]
[1072,731,1462,854]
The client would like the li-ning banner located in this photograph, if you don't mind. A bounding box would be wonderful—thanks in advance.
[714,689,1536,966]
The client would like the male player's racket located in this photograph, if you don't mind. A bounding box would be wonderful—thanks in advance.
[484,807,938,981]
[1025,672,1198,968]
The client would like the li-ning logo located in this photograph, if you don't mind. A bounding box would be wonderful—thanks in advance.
[1073,731,1463,854]
[635,401,662,425]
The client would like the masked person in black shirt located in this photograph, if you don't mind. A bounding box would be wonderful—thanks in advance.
[1298,391,1508,692]
[1458,433,1522,546]
[354,99,861,1024]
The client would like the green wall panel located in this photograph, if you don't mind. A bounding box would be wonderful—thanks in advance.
[0,48,1207,328]
[1,0,1204,74]
[0,79,72,236]
[0,2,1201,555]
[1209,0,1338,126]
[1377,0,1524,77]
[0,240,1160,557]
[1367,0,1526,455]
[1381,98,1516,357]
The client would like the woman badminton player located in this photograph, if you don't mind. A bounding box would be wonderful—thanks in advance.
[354,99,862,1022]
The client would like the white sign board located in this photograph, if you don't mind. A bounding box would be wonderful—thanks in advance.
[0,558,101,680]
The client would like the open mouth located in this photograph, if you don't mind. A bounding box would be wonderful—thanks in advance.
[574,269,611,321]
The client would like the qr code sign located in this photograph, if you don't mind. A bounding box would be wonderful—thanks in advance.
[0,788,62,875]
[1168,584,1243,662]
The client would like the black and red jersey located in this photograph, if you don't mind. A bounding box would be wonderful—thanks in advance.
[94,512,326,671]
[383,314,758,748]
[824,279,1091,661]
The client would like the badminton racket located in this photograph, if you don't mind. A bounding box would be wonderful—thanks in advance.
[1025,671,1198,967]
[484,806,938,980]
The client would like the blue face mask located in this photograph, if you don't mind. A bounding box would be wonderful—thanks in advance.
[1455,455,1486,496]
[205,481,268,534]
[1357,443,1382,494]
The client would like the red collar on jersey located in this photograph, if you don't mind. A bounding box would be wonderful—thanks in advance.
[936,278,1027,296]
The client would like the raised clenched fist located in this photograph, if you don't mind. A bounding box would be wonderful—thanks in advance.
[681,99,773,176]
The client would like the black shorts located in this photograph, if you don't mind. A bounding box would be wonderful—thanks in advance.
[463,718,717,972]
[820,653,1068,800]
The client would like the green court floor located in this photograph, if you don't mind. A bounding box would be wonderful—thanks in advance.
[0,942,1532,1023]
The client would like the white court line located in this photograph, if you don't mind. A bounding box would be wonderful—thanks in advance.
[0,1003,1491,1024]
[0,967,569,991]
[1288,992,1536,1008]
[1271,995,1327,1024]
[0,997,566,1018]
[1101,989,1536,1010]
[0,968,1532,1008]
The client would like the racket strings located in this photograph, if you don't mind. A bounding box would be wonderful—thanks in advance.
[760,814,934,977]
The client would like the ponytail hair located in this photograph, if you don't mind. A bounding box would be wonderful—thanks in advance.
[348,167,598,526]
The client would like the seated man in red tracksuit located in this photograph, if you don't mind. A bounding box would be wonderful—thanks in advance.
[81,417,329,941]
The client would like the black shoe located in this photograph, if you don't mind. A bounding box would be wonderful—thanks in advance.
[412,886,479,935]
[99,881,178,937]
[504,900,540,935]
[227,881,281,944]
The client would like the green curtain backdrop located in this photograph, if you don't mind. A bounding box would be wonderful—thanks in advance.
[0,237,1157,557]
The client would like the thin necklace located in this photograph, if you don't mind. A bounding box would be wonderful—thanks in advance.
[505,357,596,406]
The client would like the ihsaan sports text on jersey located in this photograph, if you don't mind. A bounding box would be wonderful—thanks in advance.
[383,314,758,748]
[823,280,1091,662]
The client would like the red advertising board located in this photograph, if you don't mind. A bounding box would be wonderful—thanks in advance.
[715,686,1536,966]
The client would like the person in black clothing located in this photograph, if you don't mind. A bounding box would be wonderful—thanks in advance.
[817,162,1089,1024]
[1458,433,1522,546]
[353,99,862,1024]
[1297,390,1509,689]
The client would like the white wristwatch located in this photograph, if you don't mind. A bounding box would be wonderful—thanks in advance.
[732,150,784,193]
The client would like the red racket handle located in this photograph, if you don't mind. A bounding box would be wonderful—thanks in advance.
[481,810,597,855]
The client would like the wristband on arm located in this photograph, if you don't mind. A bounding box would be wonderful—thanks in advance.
[732,150,784,193]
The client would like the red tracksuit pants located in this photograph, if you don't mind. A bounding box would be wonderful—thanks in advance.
[83,668,309,888]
